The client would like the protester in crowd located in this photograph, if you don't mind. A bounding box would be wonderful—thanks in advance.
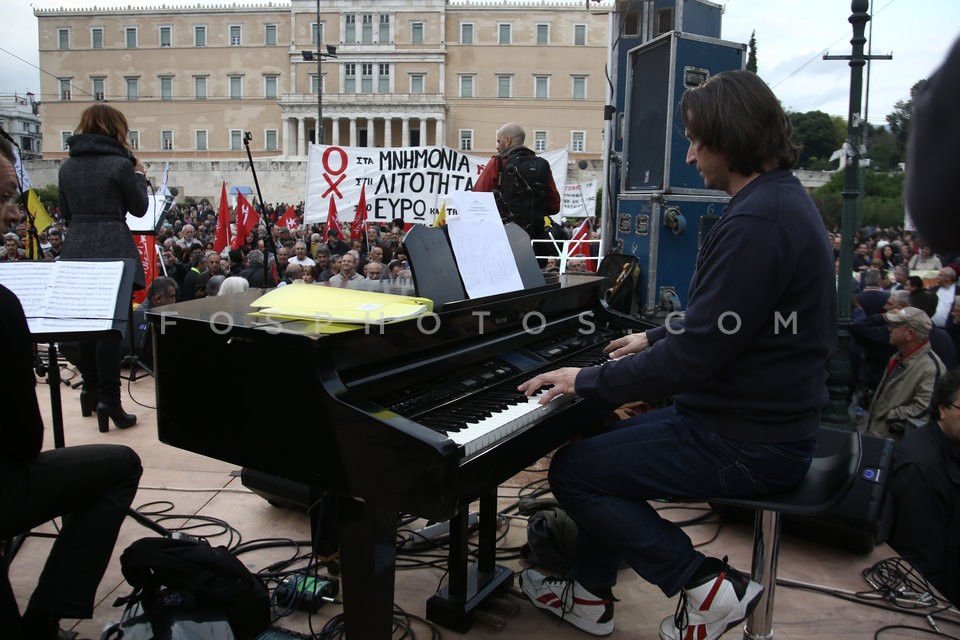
[44,228,63,260]
[194,250,223,298]
[330,252,364,284]
[909,245,942,272]
[931,267,959,328]
[239,249,272,288]
[58,103,147,431]
[886,369,960,606]
[288,240,316,267]
[867,307,944,441]
[132,276,177,367]
[218,275,250,296]
[1,231,22,261]
[516,70,835,639]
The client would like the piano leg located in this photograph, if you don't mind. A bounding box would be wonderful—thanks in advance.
[426,489,514,633]
[338,498,398,640]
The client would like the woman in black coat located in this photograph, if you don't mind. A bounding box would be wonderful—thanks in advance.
[59,104,148,431]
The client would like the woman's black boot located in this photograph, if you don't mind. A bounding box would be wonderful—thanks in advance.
[79,387,99,417]
[96,402,137,432]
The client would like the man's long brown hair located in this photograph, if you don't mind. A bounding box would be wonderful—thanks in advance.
[679,70,798,176]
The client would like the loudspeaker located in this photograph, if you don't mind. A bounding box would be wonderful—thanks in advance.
[714,430,895,554]
[623,31,745,193]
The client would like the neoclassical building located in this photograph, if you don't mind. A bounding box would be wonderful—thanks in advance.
[35,0,611,168]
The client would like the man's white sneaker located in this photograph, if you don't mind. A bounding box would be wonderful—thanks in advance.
[659,557,763,640]
[520,568,615,636]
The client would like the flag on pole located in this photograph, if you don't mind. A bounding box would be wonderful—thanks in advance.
[567,218,595,271]
[231,192,260,249]
[350,184,368,244]
[432,201,447,227]
[324,198,341,241]
[277,204,298,231]
[213,182,231,253]
[25,189,53,259]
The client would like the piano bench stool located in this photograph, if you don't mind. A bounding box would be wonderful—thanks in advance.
[699,427,861,640]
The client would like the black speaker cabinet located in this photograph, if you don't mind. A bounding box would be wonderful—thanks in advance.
[713,429,895,554]
[623,31,745,193]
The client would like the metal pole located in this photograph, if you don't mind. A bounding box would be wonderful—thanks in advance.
[317,0,323,144]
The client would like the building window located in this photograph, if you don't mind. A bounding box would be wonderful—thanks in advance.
[572,75,587,99]
[160,26,172,47]
[160,76,172,100]
[125,77,139,100]
[498,23,511,45]
[345,14,356,43]
[536,24,549,45]
[58,28,70,50]
[410,73,424,94]
[574,24,586,46]
[61,131,71,151]
[125,27,138,48]
[265,24,277,46]
[161,130,174,151]
[265,129,278,151]
[571,131,585,153]
[194,25,206,47]
[497,75,512,99]
[91,27,103,49]
[459,129,473,151]
[379,14,389,42]
[92,77,105,101]
[361,14,373,43]
[459,74,474,98]
[534,130,547,152]
[534,75,549,99]
[361,63,373,93]
[310,73,322,95]
[411,22,424,44]
[230,25,241,46]
[312,22,323,44]
[196,130,208,151]
[58,78,72,101]
[230,130,243,151]
[264,75,279,99]
[128,130,140,150]
[460,23,473,44]
[377,64,390,93]
[194,76,207,100]
[229,76,242,99]
[344,63,356,93]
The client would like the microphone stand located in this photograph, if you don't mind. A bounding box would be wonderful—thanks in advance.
[242,131,278,287]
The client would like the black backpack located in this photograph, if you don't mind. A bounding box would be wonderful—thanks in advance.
[117,537,270,640]
[496,148,554,233]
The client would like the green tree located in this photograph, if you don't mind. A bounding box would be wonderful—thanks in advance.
[789,110,845,168]
[811,170,904,228]
[747,31,757,73]
[887,79,927,163]
[33,184,59,211]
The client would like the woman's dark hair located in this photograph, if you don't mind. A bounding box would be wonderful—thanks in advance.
[930,369,960,421]
[679,70,799,176]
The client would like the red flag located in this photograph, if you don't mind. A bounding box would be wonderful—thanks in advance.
[277,205,298,231]
[213,182,231,253]
[350,185,368,244]
[324,198,341,242]
[231,192,260,249]
[568,218,596,271]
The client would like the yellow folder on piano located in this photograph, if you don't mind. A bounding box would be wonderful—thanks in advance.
[249,282,433,325]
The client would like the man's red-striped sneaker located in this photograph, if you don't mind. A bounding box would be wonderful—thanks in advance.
[520,568,615,636]
[658,557,763,640]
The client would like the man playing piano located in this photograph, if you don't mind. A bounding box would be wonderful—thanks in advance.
[517,70,836,639]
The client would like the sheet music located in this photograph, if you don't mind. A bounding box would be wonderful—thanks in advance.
[447,191,525,298]
[0,261,125,333]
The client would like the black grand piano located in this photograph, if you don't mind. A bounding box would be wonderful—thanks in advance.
[149,227,651,638]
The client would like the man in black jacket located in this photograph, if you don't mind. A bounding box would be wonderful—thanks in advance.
[0,137,143,640]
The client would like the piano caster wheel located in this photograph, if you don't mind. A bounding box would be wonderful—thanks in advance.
[473,609,506,630]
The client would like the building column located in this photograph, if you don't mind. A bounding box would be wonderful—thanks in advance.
[332,117,340,145]
[401,117,410,147]
[368,118,376,147]
[384,117,392,148]
[297,117,306,156]
[435,118,444,147]
[349,117,357,146]
[282,117,292,157]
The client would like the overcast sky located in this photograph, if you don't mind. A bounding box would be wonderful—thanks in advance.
[2,0,958,126]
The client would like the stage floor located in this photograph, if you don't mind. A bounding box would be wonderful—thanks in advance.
[10,370,958,640]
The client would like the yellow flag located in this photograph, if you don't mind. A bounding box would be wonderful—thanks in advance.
[433,201,446,227]
[26,189,54,260]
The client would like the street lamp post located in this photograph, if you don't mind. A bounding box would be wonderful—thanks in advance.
[303,0,337,144]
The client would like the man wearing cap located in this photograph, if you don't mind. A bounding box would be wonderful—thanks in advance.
[867,306,945,440]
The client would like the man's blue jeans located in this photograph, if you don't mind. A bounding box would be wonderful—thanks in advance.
[549,405,815,597]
